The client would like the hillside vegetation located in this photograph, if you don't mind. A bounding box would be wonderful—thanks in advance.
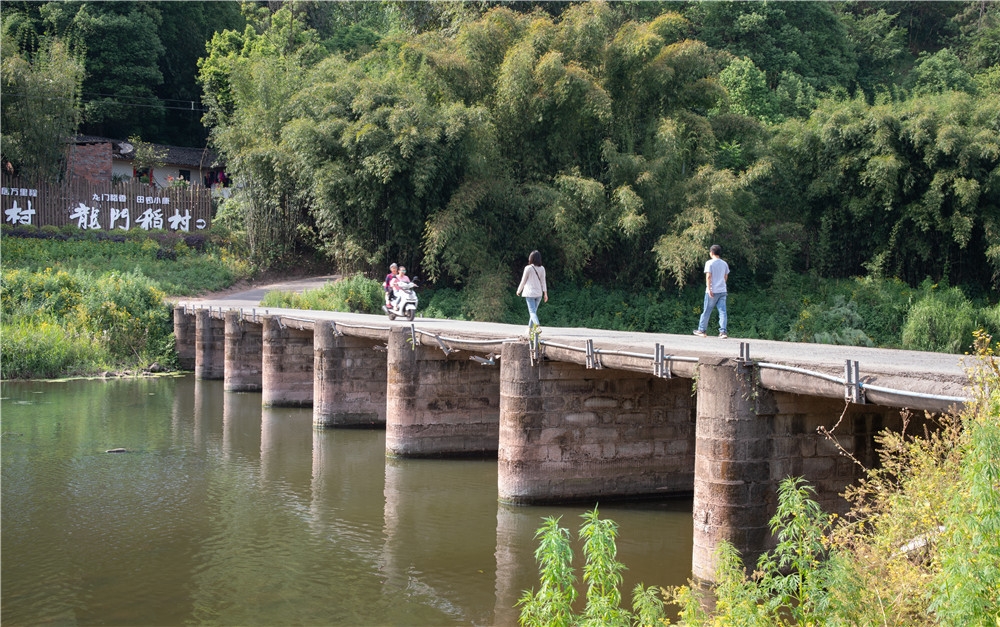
[3,1,999,375]
[189,1,999,311]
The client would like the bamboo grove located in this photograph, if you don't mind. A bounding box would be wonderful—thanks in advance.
[198,2,999,307]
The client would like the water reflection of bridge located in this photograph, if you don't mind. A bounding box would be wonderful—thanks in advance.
[175,304,970,585]
[178,383,571,625]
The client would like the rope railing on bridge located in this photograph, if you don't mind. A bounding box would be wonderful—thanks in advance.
[176,303,970,407]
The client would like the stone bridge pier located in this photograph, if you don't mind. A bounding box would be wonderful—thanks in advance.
[194,308,225,380]
[498,341,696,504]
[692,357,911,583]
[262,315,314,407]
[385,327,500,457]
[313,320,387,428]
[173,306,196,370]
[224,311,263,392]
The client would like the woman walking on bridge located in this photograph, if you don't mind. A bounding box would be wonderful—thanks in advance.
[516,250,548,337]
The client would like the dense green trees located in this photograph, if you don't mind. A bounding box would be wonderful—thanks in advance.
[768,91,1000,289]
[3,0,997,338]
[0,0,243,146]
[0,35,84,181]
[198,1,998,309]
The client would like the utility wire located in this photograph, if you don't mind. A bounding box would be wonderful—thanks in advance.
[3,92,208,112]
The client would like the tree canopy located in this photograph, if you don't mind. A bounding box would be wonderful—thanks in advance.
[2,0,997,304]
[196,1,999,301]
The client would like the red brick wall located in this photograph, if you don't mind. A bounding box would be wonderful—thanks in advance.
[66,142,112,183]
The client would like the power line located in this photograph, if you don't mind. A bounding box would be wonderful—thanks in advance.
[3,91,209,112]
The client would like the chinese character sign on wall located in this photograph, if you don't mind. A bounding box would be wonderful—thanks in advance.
[1,179,211,232]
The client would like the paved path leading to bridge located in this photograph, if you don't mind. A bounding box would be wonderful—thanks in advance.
[178,276,976,410]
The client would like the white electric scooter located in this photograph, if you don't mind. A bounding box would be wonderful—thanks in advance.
[383,279,418,321]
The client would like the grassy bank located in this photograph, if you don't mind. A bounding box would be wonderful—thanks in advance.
[1,225,253,379]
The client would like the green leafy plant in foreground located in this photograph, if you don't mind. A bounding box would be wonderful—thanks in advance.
[518,508,666,627]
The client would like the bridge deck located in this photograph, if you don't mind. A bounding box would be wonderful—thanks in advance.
[177,297,973,413]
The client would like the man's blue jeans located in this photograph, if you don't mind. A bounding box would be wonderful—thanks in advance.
[698,292,727,334]
[525,296,541,327]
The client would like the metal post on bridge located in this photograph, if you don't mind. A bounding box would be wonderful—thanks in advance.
[844,359,865,404]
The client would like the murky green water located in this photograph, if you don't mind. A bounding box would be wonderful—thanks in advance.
[1,375,692,626]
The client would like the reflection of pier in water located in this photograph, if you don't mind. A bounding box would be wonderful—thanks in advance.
[167,380,694,624]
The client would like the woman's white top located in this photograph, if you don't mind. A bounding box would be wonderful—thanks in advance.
[516,264,547,298]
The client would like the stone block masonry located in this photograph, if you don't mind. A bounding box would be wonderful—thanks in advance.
[173,306,196,370]
[692,357,907,584]
[385,327,500,457]
[261,316,314,407]
[195,309,225,380]
[498,341,696,504]
[314,320,387,428]
[224,310,262,392]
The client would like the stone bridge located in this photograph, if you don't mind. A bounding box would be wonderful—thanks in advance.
[172,302,970,585]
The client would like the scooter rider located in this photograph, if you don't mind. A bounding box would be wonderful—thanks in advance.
[390,266,410,307]
[384,263,398,307]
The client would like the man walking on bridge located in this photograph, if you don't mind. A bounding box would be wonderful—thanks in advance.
[693,244,729,339]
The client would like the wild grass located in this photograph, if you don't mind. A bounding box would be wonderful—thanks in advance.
[260,274,385,314]
[1,226,247,295]
[420,273,998,353]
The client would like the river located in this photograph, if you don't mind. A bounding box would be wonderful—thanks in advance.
[1,374,693,626]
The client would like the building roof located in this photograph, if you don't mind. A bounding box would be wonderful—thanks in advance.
[71,135,222,169]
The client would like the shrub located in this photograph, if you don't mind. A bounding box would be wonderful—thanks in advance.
[846,276,915,347]
[261,274,384,314]
[0,318,109,379]
[785,295,875,346]
[75,270,173,364]
[901,282,978,353]
[422,287,470,320]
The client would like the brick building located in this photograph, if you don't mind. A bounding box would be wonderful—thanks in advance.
[66,135,229,196]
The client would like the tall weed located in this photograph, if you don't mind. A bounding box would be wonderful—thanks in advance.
[518,508,667,627]
[0,318,109,379]
[901,282,978,353]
